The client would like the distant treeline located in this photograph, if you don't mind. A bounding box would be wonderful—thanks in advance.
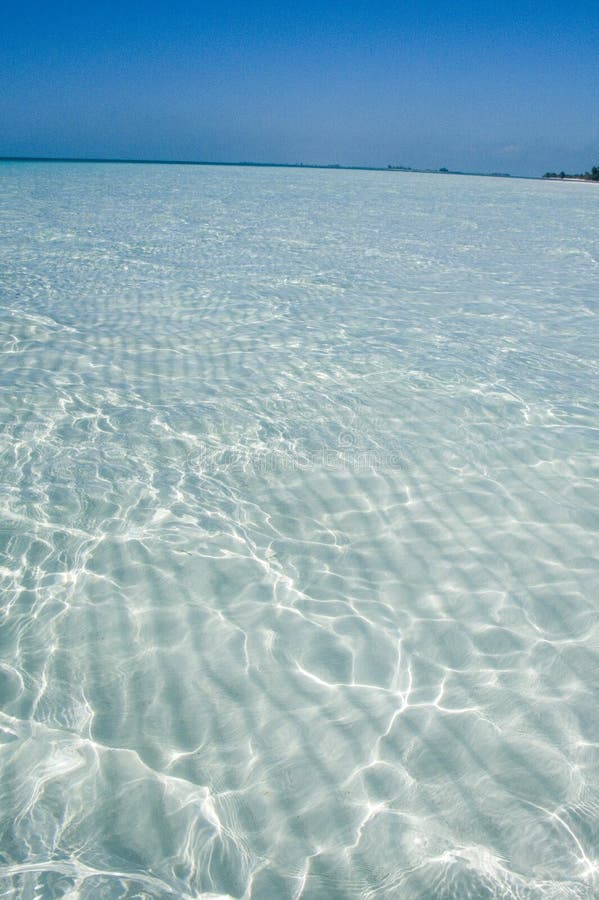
[543,166,599,181]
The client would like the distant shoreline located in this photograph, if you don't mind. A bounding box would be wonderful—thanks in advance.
[543,176,599,184]
[0,155,534,179]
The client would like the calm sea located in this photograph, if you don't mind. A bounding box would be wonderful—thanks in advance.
[1,162,598,898]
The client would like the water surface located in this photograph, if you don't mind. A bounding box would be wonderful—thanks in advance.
[1,162,598,898]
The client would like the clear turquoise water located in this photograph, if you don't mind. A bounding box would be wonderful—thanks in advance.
[1,162,598,899]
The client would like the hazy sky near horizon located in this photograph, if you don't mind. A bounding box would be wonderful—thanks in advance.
[2,0,598,176]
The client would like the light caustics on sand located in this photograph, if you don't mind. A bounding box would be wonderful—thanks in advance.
[0,162,598,899]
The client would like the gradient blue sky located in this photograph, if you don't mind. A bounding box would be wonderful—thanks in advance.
[1,0,598,175]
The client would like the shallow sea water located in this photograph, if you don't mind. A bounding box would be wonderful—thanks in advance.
[0,162,598,899]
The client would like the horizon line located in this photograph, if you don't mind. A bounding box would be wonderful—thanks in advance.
[0,155,531,179]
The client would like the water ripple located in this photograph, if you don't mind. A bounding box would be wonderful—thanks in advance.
[1,162,598,898]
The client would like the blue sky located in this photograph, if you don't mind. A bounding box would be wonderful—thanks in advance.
[1,0,598,175]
